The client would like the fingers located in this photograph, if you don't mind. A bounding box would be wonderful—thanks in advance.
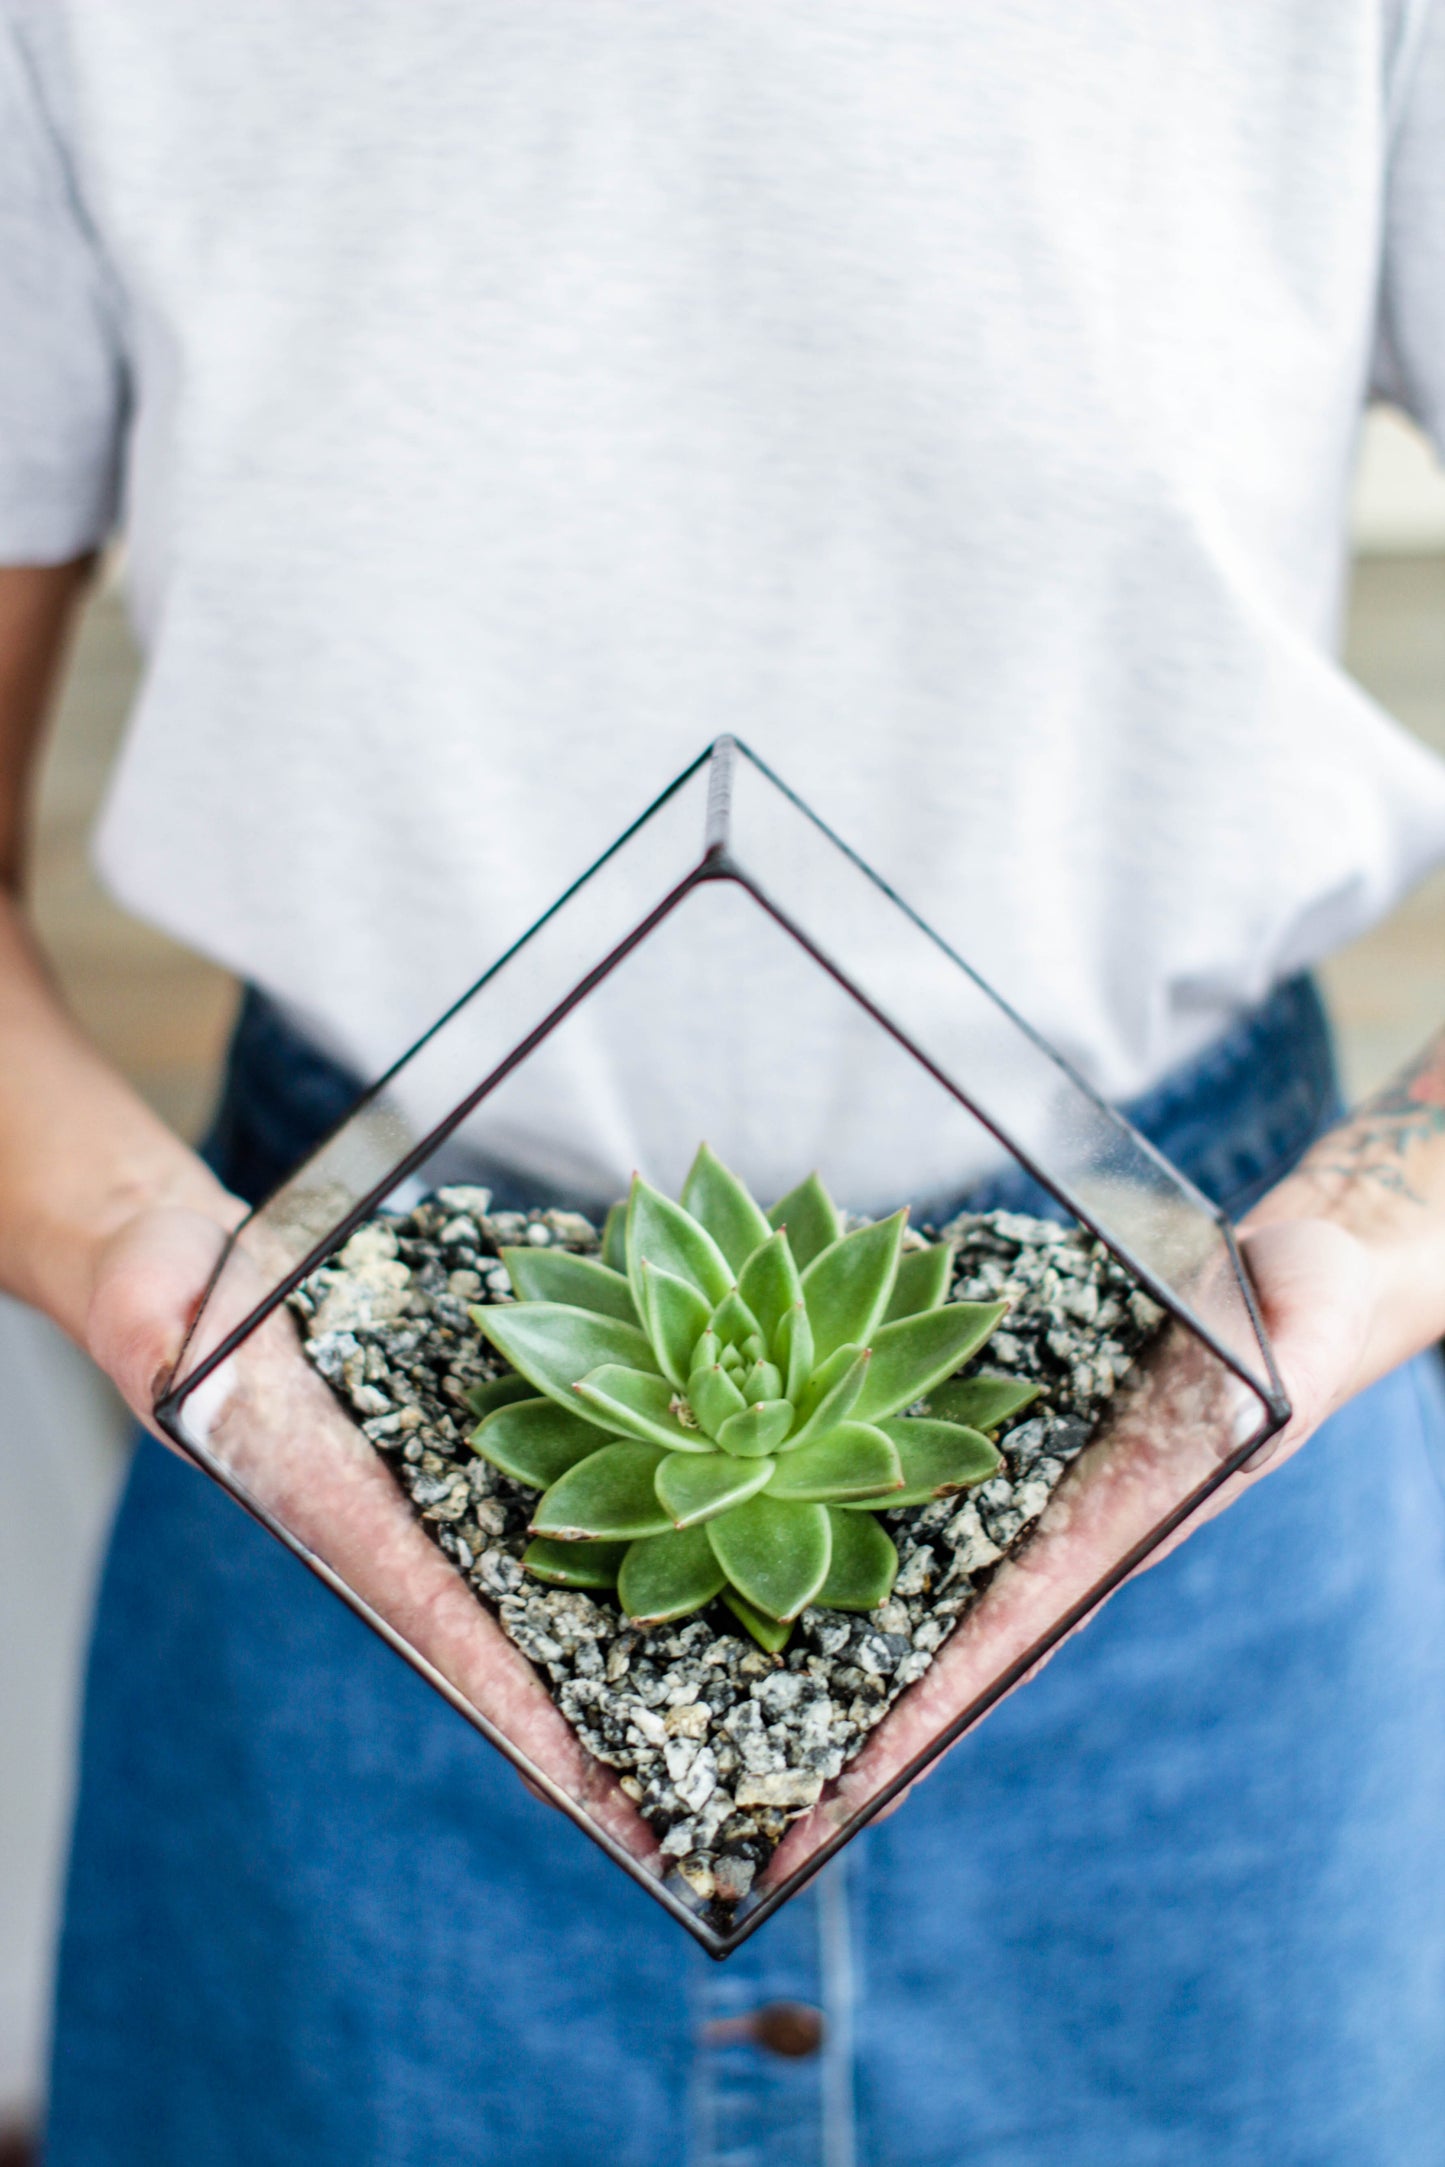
[85,1204,241,1429]
[1119,1218,1377,1554]
[1235,1216,1377,1450]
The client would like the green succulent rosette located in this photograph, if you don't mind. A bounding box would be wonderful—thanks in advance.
[468,1146,1036,1650]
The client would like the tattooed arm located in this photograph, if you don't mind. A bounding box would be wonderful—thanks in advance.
[1233,1025,1445,1466]
[1282,1029,1445,1211]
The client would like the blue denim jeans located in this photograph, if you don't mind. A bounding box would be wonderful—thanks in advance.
[47,980,1445,2165]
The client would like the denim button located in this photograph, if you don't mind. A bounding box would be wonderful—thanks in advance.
[704,2001,826,2057]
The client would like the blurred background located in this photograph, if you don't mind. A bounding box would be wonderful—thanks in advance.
[1,404,1443,2153]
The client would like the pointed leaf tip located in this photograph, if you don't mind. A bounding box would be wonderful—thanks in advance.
[882,1241,954,1324]
[709,1285,762,1352]
[639,1259,714,1389]
[721,1588,793,1653]
[572,1364,713,1451]
[851,1299,1009,1424]
[815,1509,898,1611]
[601,1200,628,1275]
[708,1492,832,1621]
[656,1449,775,1528]
[679,1144,772,1273]
[775,1300,816,1404]
[523,1535,627,1590]
[765,1421,902,1502]
[801,1210,907,1368]
[689,1360,749,1440]
[767,1172,840,1271]
[855,1417,1003,1507]
[472,1397,604,1489]
[618,1524,727,1625]
[464,1372,535,1421]
[473,1300,659,1416]
[716,1398,795,1458]
[736,1228,804,1353]
[530,1440,673,1541]
[626,1175,734,1315]
[926,1373,1042,1433]
[501,1245,640,1325]
[787,1343,870,1445]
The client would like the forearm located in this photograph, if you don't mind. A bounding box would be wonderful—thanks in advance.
[0,557,232,1350]
[1243,1025,1445,1402]
[0,891,232,1341]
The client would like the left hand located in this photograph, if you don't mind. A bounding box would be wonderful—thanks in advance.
[767,1027,1445,1880]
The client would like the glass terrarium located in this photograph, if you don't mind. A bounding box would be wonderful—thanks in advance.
[156,737,1287,1958]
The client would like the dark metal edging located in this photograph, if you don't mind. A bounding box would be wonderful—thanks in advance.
[153,734,1292,1956]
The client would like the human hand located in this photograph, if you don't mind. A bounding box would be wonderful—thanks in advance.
[101,1203,659,1864]
[766,1035,1445,1886]
[85,1198,249,1433]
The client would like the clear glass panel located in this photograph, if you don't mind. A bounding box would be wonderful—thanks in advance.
[159,738,1285,1956]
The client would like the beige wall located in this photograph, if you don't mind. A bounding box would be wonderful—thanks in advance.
[1352,407,1445,554]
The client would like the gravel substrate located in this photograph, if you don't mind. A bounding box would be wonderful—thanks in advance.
[290,1189,1162,1917]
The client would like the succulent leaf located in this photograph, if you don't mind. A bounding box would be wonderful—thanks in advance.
[788,1344,871,1445]
[618,1524,728,1624]
[773,1300,815,1403]
[523,1535,628,1589]
[530,1440,673,1541]
[764,1422,902,1502]
[816,1508,898,1610]
[850,1300,1009,1424]
[688,1361,749,1439]
[601,1201,628,1274]
[655,1448,776,1528]
[625,1175,733,1313]
[925,1373,1042,1432]
[471,1301,658,1418]
[472,1398,607,1488]
[857,1417,1002,1507]
[639,1260,714,1388]
[500,1246,640,1324]
[740,1359,784,1403]
[801,1210,907,1366]
[716,1399,796,1458]
[572,1364,712,1452]
[721,1588,793,1654]
[464,1372,536,1420]
[707,1494,832,1621]
[472,1157,1034,1651]
[767,1173,840,1271]
[736,1229,804,1351]
[680,1143,773,1272]
[882,1242,953,1324]
[708,1286,763,1351]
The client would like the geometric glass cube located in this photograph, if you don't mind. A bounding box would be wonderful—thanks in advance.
[156,738,1287,1957]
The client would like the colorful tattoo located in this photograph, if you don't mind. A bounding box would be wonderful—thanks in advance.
[1299,1030,1445,1206]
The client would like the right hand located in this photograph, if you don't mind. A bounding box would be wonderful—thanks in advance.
[85,1197,249,1435]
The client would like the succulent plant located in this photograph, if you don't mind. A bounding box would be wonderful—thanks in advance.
[468,1147,1034,1650]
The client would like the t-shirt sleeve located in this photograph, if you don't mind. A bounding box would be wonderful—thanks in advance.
[1373,0,1445,450]
[0,4,126,563]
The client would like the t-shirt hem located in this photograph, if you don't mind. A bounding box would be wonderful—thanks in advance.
[0,473,118,564]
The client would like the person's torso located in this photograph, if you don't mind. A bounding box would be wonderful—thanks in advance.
[32,0,1445,1197]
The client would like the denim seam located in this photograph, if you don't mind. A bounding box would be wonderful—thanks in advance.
[819,1859,857,2167]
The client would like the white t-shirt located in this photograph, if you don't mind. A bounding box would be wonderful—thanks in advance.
[3,1,1445,1203]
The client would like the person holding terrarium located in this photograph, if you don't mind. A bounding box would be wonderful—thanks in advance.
[4,5,1445,2162]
